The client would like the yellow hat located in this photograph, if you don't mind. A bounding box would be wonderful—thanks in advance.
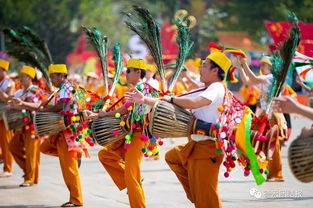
[260,56,272,66]
[20,66,36,79]
[48,64,68,74]
[0,59,9,71]
[207,51,232,73]
[126,59,147,70]
[146,64,157,73]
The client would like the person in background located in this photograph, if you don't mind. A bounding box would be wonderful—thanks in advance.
[296,75,313,107]
[0,59,15,178]
[143,64,159,90]
[281,84,297,143]
[239,84,260,113]
[237,55,287,182]
[9,66,46,187]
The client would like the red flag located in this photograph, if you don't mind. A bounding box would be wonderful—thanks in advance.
[265,21,313,57]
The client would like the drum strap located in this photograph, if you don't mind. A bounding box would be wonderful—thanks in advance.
[42,89,61,107]
[178,87,206,97]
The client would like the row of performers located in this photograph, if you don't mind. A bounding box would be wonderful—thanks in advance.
[0,51,287,208]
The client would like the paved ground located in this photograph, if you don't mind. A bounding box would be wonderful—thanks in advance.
[0,116,312,208]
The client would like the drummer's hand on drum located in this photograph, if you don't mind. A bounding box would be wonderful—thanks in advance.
[161,96,171,102]
[84,110,99,119]
[8,97,24,109]
[125,88,145,104]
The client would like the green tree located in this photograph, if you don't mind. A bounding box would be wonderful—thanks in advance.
[0,0,81,63]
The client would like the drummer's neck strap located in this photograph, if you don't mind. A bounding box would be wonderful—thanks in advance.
[178,87,206,97]
[42,89,61,108]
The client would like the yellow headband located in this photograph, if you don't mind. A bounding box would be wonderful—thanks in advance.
[260,56,272,66]
[126,59,147,70]
[48,64,68,74]
[20,66,36,79]
[207,51,232,73]
[0,59,9,71]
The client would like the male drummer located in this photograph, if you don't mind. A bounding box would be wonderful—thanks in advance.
[8,66,46,187]
[86,59,154,208]
[125,51,232,208]
[39,64,84,207]
[0,59,15,178]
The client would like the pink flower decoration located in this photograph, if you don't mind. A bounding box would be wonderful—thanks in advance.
[124,144,131,149]
[140,135,149,142]
[124,102,131,108]
[60,98,70,103]
[113,130,119,136]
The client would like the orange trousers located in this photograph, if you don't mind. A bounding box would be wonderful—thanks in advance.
[165,140,224,208]
[267,139,283,180]
[98,132,145,208]
[0,120,14,173]
[40,133,83,206]
[9,129,41,184]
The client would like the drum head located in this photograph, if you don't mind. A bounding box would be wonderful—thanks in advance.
[288,137,313,183]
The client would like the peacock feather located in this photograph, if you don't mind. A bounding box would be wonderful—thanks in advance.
[3,27,52,90]
[168,19,194,92]
[82,27,109,96]
[123,5,166,91]
[111,42,123,94]
[102,42,124,111]
[266,12,300,113]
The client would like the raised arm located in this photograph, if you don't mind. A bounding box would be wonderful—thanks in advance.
[237,56,268,86]
[296,76,313,93]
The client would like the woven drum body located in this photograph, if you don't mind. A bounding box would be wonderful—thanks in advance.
[92,116,128,147]
[149,101,194,138]
[2,110,30,130]
[34,112,66,137]
[288,138,313,183]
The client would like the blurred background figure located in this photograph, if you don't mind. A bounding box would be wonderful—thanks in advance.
[239,84,260,113]
[144,64,159,90]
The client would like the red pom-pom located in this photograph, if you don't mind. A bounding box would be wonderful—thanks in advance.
[224,172,230,178]
[113,130,119,136]
[124,102,132,108]
[124,144,131,149]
